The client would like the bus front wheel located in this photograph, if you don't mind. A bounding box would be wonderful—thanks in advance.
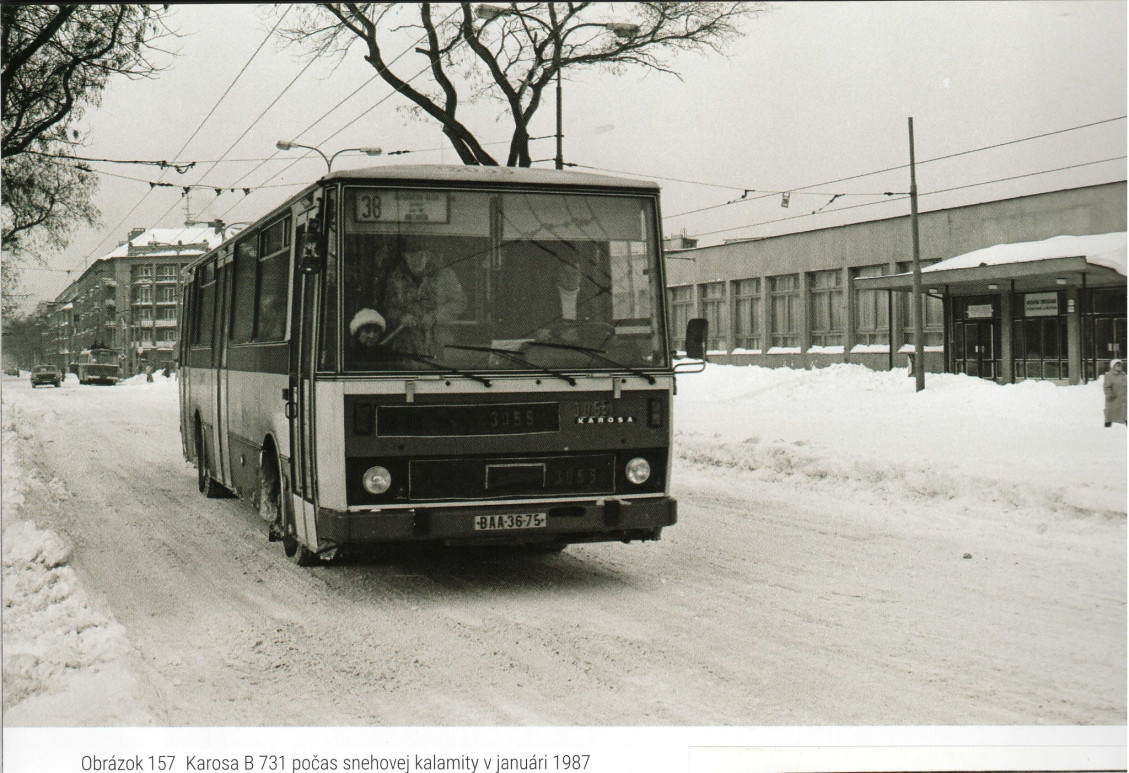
[261,450,320,567]
[195,421,225,498]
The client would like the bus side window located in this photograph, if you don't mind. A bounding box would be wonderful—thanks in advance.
[197,263,216,349]
[255,217,290,342]
[231,237,258,342]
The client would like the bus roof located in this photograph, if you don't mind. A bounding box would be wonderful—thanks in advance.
[181,164,661,275]
[323,163,660,191]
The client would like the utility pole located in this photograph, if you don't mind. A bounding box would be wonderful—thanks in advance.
[908,117,925,392]
[554,44,563,170]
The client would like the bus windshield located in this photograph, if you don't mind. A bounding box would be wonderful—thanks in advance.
[340,187,667,374]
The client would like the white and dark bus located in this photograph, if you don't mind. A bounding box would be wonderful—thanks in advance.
[178,164,706,565]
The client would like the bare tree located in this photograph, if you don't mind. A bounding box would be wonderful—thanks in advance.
[1,4,174,313]
[2,4,175,158]
[277,2,762,167]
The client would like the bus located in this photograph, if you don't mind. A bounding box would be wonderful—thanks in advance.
[76,348,122,385]
[178,164,706,565]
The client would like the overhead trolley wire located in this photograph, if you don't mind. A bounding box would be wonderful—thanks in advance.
[212,5,466,225]
[145,45,325,230]
[632,115,1129,220]
[691,155,1127,241]
[70,6,295,273]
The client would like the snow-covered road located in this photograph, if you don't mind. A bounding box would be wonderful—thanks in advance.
[2,366,1124,726]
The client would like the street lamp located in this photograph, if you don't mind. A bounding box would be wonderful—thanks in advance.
[473,5,638,170]
[184,218,250,238]
[275,141,383,173]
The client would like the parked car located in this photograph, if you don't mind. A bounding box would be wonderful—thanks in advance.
[4,366,20,376]
[30,364,62,388]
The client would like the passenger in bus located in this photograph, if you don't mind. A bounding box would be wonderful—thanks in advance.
[350,245,466,360]
[349,307,388,351]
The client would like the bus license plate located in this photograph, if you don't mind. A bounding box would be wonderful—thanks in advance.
[474,513,547,531]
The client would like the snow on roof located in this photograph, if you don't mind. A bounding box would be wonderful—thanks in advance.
[101,226,222,259]
[925,232,1127,277]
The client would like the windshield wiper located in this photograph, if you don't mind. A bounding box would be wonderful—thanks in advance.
[524,341,656,385]
[445,344,576,386]
[382,348,492,387]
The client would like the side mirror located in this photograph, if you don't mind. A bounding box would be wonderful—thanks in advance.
[684,318,709,361]
[298,222,324,274]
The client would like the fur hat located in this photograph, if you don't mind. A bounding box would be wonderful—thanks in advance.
[349,308,386,336]
[1111,358,1124,370]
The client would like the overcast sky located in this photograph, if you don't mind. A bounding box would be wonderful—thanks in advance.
[16,1,1127,311]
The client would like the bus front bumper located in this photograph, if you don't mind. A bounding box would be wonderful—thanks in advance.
[316,496,677,548]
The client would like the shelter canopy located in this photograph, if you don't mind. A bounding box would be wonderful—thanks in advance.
[857,232,1126,293]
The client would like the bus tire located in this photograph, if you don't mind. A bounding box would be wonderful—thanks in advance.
[291,543,321,567]
[195,420,225,498]
[262,448,320,566]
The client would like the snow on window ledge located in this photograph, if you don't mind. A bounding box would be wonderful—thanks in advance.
[766,347,802,354]
[806,345,845,354]
[850,344,891,354]
[898,344,944,353]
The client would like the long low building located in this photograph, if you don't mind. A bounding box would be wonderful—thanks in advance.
[664,181,1126,384]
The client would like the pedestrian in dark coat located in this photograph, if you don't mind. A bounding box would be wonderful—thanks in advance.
[1103,358,1126,426]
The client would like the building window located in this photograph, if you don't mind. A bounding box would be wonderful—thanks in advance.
[156,264,179,281]
[699,281,727,351]
[769,274,800,348]
[131,264,153,283]
[156,285,177,303]
[853,265,890,346]
[669,286,693,351]
[808,269,843,347]
[132,285,152,305]
[733,278,761,351]
[897,261,944,345]
[157,305,177,321]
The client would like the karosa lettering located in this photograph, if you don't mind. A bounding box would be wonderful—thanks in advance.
[186,757,240,771]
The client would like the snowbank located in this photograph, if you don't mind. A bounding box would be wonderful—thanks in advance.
[675,363,1126,519]
[2,389,155,725]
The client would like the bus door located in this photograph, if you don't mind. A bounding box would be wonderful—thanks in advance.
[288,208,321,545]
[213,256,233,487]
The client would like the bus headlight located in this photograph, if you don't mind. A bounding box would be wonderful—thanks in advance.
[362,465,393,494]
[625,457,651,485]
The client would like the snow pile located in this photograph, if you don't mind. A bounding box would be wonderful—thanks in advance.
[675,363,1126,519]
[1,395,150,724]
[113,371,178,387]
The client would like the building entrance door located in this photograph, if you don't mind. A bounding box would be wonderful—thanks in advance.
[955,319,998,379]
[1082,288,1128,382]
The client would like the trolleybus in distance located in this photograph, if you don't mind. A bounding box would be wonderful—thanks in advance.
[178,164,706,565]
[76,348,122,385]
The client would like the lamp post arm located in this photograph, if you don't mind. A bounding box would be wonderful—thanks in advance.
[303,145,330,173]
